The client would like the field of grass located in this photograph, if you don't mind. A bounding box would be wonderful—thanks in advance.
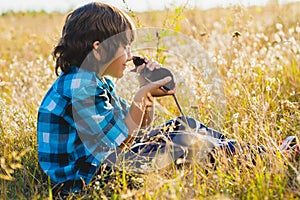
[0,2,299,199]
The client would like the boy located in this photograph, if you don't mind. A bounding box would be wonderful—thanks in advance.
[37,2,176,195]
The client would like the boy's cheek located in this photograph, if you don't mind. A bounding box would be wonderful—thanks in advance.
[93,49,101,60]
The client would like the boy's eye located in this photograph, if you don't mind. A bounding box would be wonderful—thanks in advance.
[125,45,131,52]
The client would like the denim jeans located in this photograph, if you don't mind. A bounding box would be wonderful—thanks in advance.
[103,116,234,173]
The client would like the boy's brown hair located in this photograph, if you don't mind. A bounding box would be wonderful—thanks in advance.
[53,2,135,75]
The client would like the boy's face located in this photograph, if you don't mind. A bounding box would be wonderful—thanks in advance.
[102,45,132,78]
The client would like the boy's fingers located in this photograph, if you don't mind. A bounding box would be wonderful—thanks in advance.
[148,76,171,89]
[136,63,145,73]
[162,76,172,83]
[146,60,155,71]
[158,87,175,95]
[142,57,161,71]
[143,56,149,63]
[155,64,162,69]
[155,76,171,86]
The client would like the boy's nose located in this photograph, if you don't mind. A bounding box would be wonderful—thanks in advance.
[126,47,132,60]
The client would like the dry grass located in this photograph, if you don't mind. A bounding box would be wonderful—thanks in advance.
[0,2,299,199]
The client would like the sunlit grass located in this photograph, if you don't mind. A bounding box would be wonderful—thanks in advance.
[0,2,299,199]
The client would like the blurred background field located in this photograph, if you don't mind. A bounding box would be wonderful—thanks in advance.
[0,1,299,199]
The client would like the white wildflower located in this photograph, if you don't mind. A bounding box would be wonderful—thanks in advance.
[234,89,240,97]
[233,123,238,129]
[274,33,281,42]
[296,24,300,33]
[277,65,283,71]
[288,27,294,35]
[233,113,239,119]
[280,118,286,124]
[276,23,283,30]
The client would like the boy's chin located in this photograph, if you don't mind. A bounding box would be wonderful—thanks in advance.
[113,73,125,79]
[103,72,124,79]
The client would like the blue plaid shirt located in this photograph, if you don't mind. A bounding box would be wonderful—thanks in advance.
[37,66,129,185]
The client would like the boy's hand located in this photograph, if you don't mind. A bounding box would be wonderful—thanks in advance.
[145,76,175,97]
[136,57,162,87]
[125,69,174,146]
[134,76,174,108]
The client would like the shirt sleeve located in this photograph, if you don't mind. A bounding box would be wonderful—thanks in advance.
[71,83,129,158]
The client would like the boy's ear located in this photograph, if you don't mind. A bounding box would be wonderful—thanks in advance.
[92,41,101,60]
[93,41,100,49]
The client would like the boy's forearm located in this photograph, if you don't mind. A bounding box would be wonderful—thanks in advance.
[141,103,154,128]
[123,101,146,147]
[122,77,172,147]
